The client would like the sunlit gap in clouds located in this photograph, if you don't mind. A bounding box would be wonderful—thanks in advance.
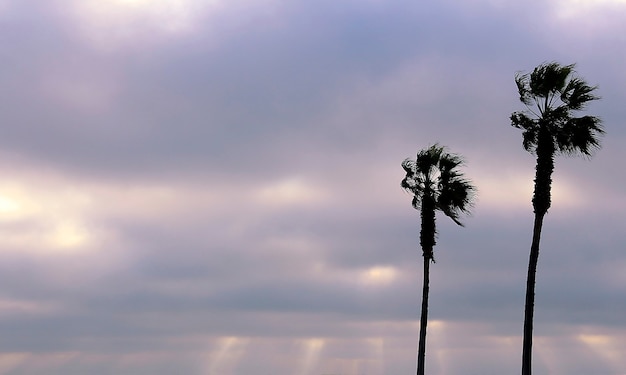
[534,336,568,375]
[555,0,626,18]
[532,333,626,374]
[0,352,80,374]
[0,353,28,374]
[0,298,64,319]
[427,320,448,375]
[208,336,249,375]
[314,264,402,291]
[0,182,95,254]
[471,170,585,214]
[578,334,625,373]
[367,337,385,375]
[298,338,325,375]
[70,0,223,50]
[254,177,330,207]
[360,266,397,286]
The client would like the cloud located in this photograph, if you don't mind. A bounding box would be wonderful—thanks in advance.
[0,0,625,374]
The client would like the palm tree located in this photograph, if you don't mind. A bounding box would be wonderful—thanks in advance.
[401,144,475,375]
[510,62,604,375]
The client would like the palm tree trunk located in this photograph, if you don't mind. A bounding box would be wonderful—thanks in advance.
[417,256,430,375]
[417,194,435,375]
[521,212,544,375]
[522,129,554,375]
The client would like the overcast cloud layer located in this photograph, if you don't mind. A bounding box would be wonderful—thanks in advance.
[1,0,625,374]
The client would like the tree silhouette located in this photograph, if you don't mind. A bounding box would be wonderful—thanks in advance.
[401,144,475,375]
[510,62,604,375]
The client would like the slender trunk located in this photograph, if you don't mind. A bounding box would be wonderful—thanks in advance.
[521,127,554,375]
[521,212,544,375]
[417,257,430,375]
[417,193,435,375]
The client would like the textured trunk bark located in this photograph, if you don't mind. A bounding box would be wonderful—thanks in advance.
[522,127,554,375]
[417,193,435,375]
[521,212,544,375]
[417,257,430,375]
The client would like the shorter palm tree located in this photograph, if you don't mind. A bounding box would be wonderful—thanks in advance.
[401,144,475,375]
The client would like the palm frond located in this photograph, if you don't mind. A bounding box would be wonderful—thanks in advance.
[515,71,532,106]
[438,177,475,226]
[556,115,604,156]
[529,62,574,98]
[415,144,443,177]
[561,77,599,110]
[521,129,538,153]
[511,112,536,130]
[510,62,603,159]
[402,144,475,226]
[511,112,539,152]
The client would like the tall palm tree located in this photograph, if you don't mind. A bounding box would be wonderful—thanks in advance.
[510,62,604,375]
[401,144,475,375]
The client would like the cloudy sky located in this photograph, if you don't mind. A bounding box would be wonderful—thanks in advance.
[1,0,625,374]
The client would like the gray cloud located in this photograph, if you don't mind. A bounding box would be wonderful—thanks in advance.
[0,0,625,374]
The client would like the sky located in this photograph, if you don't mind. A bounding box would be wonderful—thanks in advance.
[0,0,625,374]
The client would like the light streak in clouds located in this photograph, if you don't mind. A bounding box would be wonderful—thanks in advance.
[0,180,96,254]
[555,0,626,18]
[254,177,329,207]
[427,320,447,375]
[208,336,249,375]
[0,352,92,374]
[471,172,534,212]
[0,353,28,374]
[47,220,90,250]
[360,266,397,286]
[299,337,325,375]
[0,299,63,317]
[22,352,80,373]
[68,0,284,48]
[533,336,570,375]
[0,195,21,219]
[578,334,626,372]
[0,183,41,222]
[550,0,626,38]
[367,337,385,374]
[471,170,588,214]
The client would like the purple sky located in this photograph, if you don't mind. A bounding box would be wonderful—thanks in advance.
[1,0,625,374]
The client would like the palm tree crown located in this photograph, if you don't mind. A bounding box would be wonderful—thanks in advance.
[401,144,475,260]
[511,62,604,156]
[510,62,604,216]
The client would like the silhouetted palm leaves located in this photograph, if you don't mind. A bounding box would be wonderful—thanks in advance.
[401,144,475,375]
[510,62,604,375]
